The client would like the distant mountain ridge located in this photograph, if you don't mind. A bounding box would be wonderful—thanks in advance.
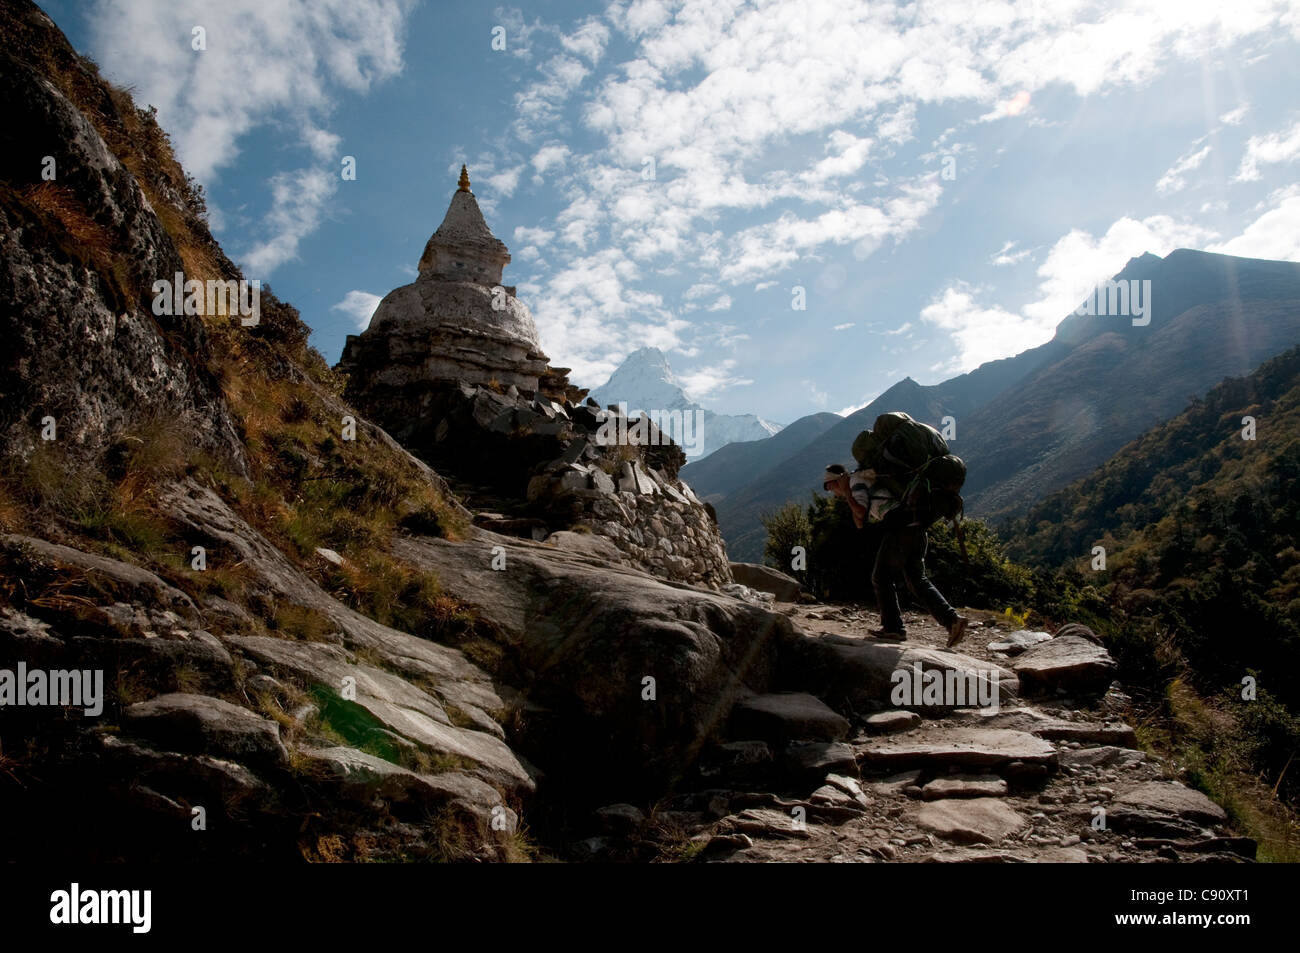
[588,347,782,459]
[679,411,841,501]
[1003,340,1300,569]
[711,248,1300,562]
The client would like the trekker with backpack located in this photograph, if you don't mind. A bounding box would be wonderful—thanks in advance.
[824,412,972,647]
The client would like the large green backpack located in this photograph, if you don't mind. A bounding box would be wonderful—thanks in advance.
[852,412,966,524]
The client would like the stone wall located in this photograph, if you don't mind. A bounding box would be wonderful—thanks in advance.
[532,458,731,588]
[340,375,733,589]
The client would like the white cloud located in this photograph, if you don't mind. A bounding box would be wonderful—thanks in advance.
[926,213,1222,373]
[529,246,689,383]
[532,144,572,175]
[488,0,1299,387]
[833,322,855,331]
[721,179,944,283]
[706,295,733,312]
[303,125,342,162]
[877,102,917,144]
[1209,185,1300,262]
[88,0,411,276]
[560,17,611,64]
[89,0,411,183]
[804,380,830,407]
[803,131,874,185]
[991,240,1031,266]
[1024,215,1219,327]
[514,225,555,246]
[979,90,1032,122]
[241,168,339,275]
[331,290,383,330]
[684,282,721,301]
[838,392,877,417]
[491,6,550,60]
[920,285,1032,375]
[486,164,526,197]
[1156,143,1211,193]
[677,360,752,401]
[884,322,912,336]
[513,53,591,139]
[1220,103,1250,125]
[1235,118,1300,182]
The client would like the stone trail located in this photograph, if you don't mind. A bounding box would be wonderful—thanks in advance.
[567,602,1252,864]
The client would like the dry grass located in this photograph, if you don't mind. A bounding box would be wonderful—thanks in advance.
[21,182,114,250]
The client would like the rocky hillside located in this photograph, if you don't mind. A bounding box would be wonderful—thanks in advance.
[1002,343,1300,805]
[0,0,1252,864]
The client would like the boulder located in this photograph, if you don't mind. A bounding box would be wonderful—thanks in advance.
[3,535,198,620]
[729,562,802,602]
[868,770,923,796]
[698,741,773,783]
[123,693,288,768]
[595,803,646,834]
[225,635,533,795]
[1013,634,1117,697]
[781,741,857,780]
[729,692,851,743]
[393,529,793,795]
[545,531,629,564]
[296,745,516,858]
[157,480,504,733]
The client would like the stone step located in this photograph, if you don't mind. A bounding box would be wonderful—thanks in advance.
[923,846,1089,863]
[856,727,1059,776]
[1106,781,1229,838]
[787,637,1019,717]
[920,775,1009,800]
[947,706,1137,747]
[915,797,1026,845]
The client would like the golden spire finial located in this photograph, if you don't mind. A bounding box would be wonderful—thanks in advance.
[457,164,471,192]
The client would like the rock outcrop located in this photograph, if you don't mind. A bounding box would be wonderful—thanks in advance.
[0,15,244,469]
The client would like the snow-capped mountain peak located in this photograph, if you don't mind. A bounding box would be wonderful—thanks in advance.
[588,348,782,459]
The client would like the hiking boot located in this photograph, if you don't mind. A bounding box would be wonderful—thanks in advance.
[946,615,970,648]
[871,628,906,641]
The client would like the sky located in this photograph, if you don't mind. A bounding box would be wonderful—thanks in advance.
[39,0,1300,425]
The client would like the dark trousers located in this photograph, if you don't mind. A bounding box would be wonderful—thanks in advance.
[872,523,957,633]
